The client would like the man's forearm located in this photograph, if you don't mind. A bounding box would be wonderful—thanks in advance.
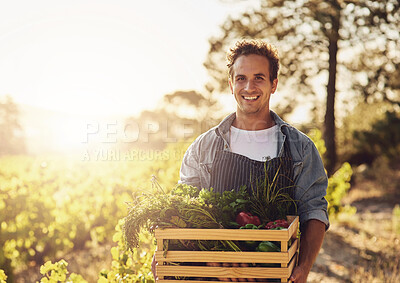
[298,219,325,274]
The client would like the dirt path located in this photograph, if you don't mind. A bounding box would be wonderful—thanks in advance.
[308,177,400,283]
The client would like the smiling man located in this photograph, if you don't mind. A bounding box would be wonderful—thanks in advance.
[153,39,329,283]
[230,53,277,130]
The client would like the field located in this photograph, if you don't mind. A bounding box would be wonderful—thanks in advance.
[0,145,185,283]
[0,150,399,283]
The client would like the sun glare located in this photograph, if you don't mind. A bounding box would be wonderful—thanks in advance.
[0,1,262,154]
[50,116,89,151]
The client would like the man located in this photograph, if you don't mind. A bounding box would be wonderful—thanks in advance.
[154,39,329,283]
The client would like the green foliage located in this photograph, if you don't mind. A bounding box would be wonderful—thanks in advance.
[98,220,154,283]
[123,183,232,250]
[337,100,393,162]
[0,145,194,281]
[0,269,7,283]
[197,185,249,228]
[248,162,297,222]
[326,162,354,216]
[308,129,326,157]
[0,156,153,280]
[38,260,87,283]
[35,220,156,283]
[352,111,400,164]
[123,178,299,254]
[123,180,295,253]
[309,129,354,217]
[392,205,400,235]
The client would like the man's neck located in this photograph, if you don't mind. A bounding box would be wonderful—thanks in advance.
[232,112,275,131]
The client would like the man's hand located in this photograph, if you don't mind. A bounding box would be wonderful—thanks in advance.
[289,265,307,283]
[290,219,326,283]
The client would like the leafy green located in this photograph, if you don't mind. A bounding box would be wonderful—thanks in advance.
[123,183,250,251]
[123,169,297,252]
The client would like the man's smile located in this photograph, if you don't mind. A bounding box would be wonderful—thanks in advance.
[242,95,260,100]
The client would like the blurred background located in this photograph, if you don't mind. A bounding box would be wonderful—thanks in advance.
[0,0,399,282]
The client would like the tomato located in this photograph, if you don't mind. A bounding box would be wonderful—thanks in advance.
[235,211,261,227]
[265,219,289,229]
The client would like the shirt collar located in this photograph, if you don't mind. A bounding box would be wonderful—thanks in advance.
[216,110,289,136]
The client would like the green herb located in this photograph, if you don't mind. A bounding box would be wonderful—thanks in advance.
[248,160,297,223]
[123,182,247,251]
[123,163,298,253]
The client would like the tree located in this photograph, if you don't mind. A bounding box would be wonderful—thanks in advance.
[204,0,399,175]
[0,95,25,155]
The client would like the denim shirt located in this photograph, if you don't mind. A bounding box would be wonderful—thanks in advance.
[179,111,330,229]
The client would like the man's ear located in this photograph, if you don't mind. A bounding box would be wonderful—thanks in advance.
[229,78,233,94]
[271,79,278,93]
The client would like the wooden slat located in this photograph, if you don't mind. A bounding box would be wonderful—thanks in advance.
[157,266,291,278]
[288,238,298,262]
[287,252,297,277]
[281,241,288,252]
[156,255,296,282]
[157,239,164,251]
[156,253,298,282]
[155,250,289,263]
[155,228,290,241]
[155,216,298,242]
[156,239,298,264]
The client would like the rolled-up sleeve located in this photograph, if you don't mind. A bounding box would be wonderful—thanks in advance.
[179,141,201,189]
[294,141,330,231]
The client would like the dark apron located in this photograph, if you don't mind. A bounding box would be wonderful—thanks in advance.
[209,136,295,213]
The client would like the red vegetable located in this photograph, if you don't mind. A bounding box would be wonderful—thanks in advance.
[236,211,261,227]
[265,219,289,229]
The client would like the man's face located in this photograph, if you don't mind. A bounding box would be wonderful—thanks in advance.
[229,54,278,120]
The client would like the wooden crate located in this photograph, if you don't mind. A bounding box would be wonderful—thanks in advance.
[154,215,299,283]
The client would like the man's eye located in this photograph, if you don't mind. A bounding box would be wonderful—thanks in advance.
[237,77,245,81]
[255,76,264,80]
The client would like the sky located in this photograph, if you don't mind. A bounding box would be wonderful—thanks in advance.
[1,0,329,155]
[0,0,259,117]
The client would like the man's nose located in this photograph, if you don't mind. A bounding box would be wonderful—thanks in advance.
[244,80,255,91]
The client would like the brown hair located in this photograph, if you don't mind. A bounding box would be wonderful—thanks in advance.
[227,39,280,82]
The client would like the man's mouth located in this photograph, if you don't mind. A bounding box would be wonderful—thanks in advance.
[242,95,259,100]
